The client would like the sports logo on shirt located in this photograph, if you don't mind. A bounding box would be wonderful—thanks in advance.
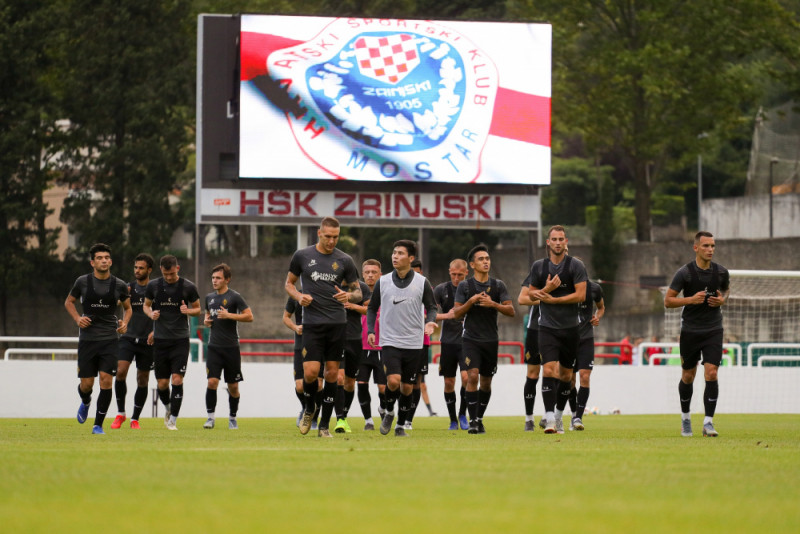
[331,261,339,272]
[265,18,498,182]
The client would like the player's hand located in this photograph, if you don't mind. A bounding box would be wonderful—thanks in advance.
[707,291,724,307]
[529,288,547,302]
[298,293,313,307]
[204,314,213,327]
[77,316,92,328]
[690,291,707,305]
[116,320,128,334]
[217,306,230,319]
[470,292,483,305]
[333,285,349,304]
[151,310,160,321]
[179,300,189,315]
[368,333,377,347]
[147,332,154,345]
[544,274,561,293]
[296,325,303,336]
[343,301,354,310]
[590,315,600,326]
[424,322,436,336]
[477,293,494,307]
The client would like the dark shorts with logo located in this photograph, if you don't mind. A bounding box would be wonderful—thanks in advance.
[77,339,119,378]
[118,337,154,371]
[680,329,723,370]
[418,346,430,376]
[359,350,386,385]
[342,338,362,379]
[539,326,579,369]
[438,342,466,377]
[153,338,190,379]
[524,329,541,366]
[574,337,595,371]
[302,324,345,364]
[463,338,499,377]
[382,346,420,385]
[207,345,243,383]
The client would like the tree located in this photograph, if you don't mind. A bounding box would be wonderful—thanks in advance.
[0,0,62,334]
[512,0,800,241]
[591,175,621,306]
[54,0,193,272]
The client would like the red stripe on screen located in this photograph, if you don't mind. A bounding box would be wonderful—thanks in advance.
[240,32,303,81]
[490,88,551,147]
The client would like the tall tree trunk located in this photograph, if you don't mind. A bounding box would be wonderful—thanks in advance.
[633,165,652,242]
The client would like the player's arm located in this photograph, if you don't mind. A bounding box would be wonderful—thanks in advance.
[517,286,540,306]
[366,280,381,345]
[285,271,312,306]
[283,310,302,336]
[180,299,202,317]
[422,282,438,335]
[143,297,159,320]
[345,300,369,315]
[492,300,516,317]
[664,288,706,308]
[707,288,729,308]
[219,306,253,322]
[592,298,606,326]
[118,297,132,334]
[539,280,586,305]
[65,294,91,328]
[344,279,363,304]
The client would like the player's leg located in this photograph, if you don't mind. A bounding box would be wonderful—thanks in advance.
[112,342,133,428]
[553,329,579,434]
[394,351,417,436]
[440,344,459,428]
[571,337,594,431]
[164,339,189,430]
[523,329,540,431]
[76,340,97,424]
[90,342,117,434]
[204,346,222,428]
[700,330,723,437]
[130,345,153,428]
[380,347,403,435]
[152,341,173,422]
[474,342,498,434]
[679,331,703,436]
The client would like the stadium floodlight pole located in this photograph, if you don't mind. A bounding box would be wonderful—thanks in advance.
[769,158,778,238]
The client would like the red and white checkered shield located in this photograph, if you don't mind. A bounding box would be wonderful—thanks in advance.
[354,34,419,85]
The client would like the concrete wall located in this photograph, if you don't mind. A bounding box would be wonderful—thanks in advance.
[703,193,800,239]
[1,360,797,418]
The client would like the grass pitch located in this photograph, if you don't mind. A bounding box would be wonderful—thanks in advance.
[1,414,798,533]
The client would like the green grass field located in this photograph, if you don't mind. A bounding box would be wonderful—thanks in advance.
[1,414,798,533]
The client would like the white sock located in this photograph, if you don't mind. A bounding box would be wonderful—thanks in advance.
[526,414,534,422]
[703,416,713,425]
[207,413,215,420]
[545,411,554,422]
[681,412,691,421]
[168,415,177,425]
[365,418,373,425]
[555,408,564,420]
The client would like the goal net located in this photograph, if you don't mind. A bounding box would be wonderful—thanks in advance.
[662,270,800,366]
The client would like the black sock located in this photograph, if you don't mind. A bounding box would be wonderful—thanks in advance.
[303,380,318,414]
[477,389,492,419]
[577,387,590,418]
[114,380,127,413]
[170,384,184,417]
[132,386,147,420]
[397,393,412,425]
[94,388,112,427]
[524,377,538,416]
[229,394,240,418]
[568,386,578,413]
[385,387,399,413]
[445,391,457,421]
[408,388,421,422]
[357,383,372,419]
[466,390,478,421]
[459,386,467,416]
[343,388,355,419]
[157,386,170,410]
[295,389,305,410]
[206,388,217,415]
[378,391,387,412]
[313,390,324,422]
[335,384,345,419]
[78,384,92,406]
[555,380,572,411]
[679,380,693,414]
[703,380,718,417]
[319,381,337,430]
[541,377,557,413]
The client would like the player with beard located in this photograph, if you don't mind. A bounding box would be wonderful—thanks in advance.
[527,226,588,434]
[143,255,202,431]
[434,259,470,430]
[111,253,154,430]
[453,245,515,434]
[286,216,361,438]
[65,243,132,435]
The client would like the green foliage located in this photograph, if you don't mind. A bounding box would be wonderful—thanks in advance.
[651,194,685,226]
[542,158,607,226]
[590,175,621,304]
[0,0,62,332]
[54,0,193,275]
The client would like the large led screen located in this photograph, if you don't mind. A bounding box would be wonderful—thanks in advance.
[239,15,551,185]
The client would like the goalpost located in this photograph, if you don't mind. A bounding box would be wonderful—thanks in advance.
[662,270,800,366]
